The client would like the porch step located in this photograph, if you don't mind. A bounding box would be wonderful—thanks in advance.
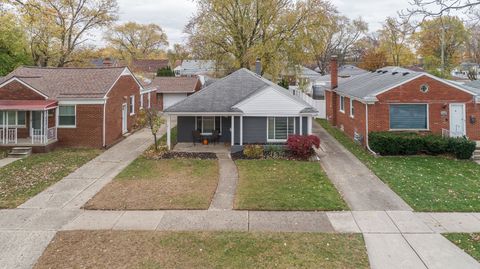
[8,147,32,159]
[473,151,480,160]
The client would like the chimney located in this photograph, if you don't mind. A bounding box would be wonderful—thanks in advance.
[255,58,262,76]
[330,55,338,89]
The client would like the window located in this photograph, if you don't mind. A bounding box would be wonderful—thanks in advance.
[339,96,345,112]
[196,116,222,135]
[390,104,428,130]
[350,99,354,118]
[267,117,295,141]
[59,105,76,127]
[0,111,26,127]
[140,93,144,108]
[129,95,135,115]
[148,92,151,108]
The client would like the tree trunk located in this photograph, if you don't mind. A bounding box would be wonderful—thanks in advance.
[153,133,158,151]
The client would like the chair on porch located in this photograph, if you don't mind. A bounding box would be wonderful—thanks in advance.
[192,130,202,146]
[211,130,220,145]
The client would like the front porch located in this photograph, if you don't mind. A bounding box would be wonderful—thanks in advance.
[0,100,59,147]
[173,142,231,154]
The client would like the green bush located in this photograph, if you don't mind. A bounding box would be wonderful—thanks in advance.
[243,144,264,159]
[369,132,476,160]
[265,144,285,159]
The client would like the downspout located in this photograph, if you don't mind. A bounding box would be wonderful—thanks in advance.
[102,100,106,148]
[365,103,378,156]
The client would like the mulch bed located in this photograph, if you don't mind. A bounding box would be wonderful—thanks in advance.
[231,151,316,162]
[144,150,217,160]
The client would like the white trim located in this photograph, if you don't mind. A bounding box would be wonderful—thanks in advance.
[349,98,354,118]
[266,117,296,143]
[231,116,235,146]
[0,77,49,99]
[102,102,106,147]
[103,67,144,99]
[232,85,312,111]
[167,115,171,150]
[58,99,106,105]
[58,105,77,128]
[148,92,151,109]
[0,111,27,128]
[339,96,345,113]
[449,103,467,137]
[240,116,243,145]
[307,116,312,135]
[129,95,135,115]
[165,112,242,116]
[195,116,222,135]
[299,116,303,135]
[140,93,144,109]
[388,103,429,131]
[122,103,128,134]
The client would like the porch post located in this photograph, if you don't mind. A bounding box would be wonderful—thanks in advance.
[44,110,49,144]
[5,112,8,144]
[166,115,171,150]
[239,116,243,146]
[2,112,5,144]
[231,116,235,146]
[299,116,303,135]
[308,116,312,135]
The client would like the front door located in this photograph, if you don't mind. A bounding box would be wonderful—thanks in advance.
[122,103,128,134]
[31,111,43,135]
[450,104,466,137]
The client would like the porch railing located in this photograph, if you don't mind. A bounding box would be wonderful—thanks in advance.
[0,128,17,144]
[31,128,44,144]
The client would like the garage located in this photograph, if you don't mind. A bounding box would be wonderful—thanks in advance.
[163,93,187,109]
[146,76,202,111]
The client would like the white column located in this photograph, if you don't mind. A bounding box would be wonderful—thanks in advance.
[167,115,171,150]
[2,112,5,144]
[299,116,303,135]
[240,116,243,146]
[308,116,312,135]
[231,116,235,146]
[45,110,49,143]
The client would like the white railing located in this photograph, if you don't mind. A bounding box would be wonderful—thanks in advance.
[7,129,17,144]
[31,128,44,144]
[47,127,57,140]
[289,87,326,119]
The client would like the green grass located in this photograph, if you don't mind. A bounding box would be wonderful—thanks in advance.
[444,233,480,261]
[0,148,101,208]
[235,159,348,211]
[35,231,370,269]
[159,126,177,145]
[0,148,7,159]
[317,119,480,212]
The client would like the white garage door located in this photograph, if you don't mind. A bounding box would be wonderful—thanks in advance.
[164,93,188,109]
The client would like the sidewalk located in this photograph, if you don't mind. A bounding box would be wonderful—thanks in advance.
[208,153,238,211]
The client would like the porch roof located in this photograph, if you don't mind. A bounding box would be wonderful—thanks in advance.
[0,100,58,111]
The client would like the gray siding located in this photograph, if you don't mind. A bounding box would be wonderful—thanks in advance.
[177,116,232,143]
[243,117,267,144]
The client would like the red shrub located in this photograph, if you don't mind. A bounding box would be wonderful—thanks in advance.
[287,135,321,159]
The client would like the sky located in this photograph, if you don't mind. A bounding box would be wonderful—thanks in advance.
[97,0,415,47]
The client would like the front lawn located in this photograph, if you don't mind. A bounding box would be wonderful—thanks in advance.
[0,148,101,208]
[444,233,480,262]
[317,119,480,212]
[34,231,369,269]
[84,157,219,210]
[234,159,348,211]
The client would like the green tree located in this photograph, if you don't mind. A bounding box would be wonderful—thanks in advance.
[0,10,31,75]
[137,108,164,151]
[157,66,174,77]
[378,17,415,67]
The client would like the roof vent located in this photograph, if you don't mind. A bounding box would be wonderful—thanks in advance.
[402,72,410,76]
[376,70,383,73]
[382,71,388,74]
[392,72,398,75]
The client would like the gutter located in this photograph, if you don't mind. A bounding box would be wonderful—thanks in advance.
[365,103,378,156]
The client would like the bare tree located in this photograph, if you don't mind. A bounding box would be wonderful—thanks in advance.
[401,0,480,20]
[137,108,165,151]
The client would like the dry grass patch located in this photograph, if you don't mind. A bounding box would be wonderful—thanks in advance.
[34,231,370,269]
[84,157,219,210]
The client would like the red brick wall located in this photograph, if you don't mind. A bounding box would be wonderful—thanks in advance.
[156,93,164,111]
[105,75,141,146]
[0,80,46,100]
[332,75,480,142]
[57,105,103,148]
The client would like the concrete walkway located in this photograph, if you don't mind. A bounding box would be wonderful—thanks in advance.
[313,121,412,211]
[0,157,20,168]
[0,125,169,269]
[209,153,238,211]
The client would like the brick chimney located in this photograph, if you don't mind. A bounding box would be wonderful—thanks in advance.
[330,55,338,89]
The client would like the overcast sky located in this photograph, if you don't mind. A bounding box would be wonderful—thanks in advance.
[97,0,415,47]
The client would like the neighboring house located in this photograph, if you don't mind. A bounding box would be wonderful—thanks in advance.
[325,56,480,148]
[129,59,170,76]
[174,60,217,77]
[146,76,201,111]
[91,57,120,68]
[163,68,319,152]
[0,66,144,152]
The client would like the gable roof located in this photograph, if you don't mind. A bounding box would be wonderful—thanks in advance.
[148,77,200,93]
[164,68,316,114]
[334,67,479,102]
[129,59,169,73]
[0,66,130,99]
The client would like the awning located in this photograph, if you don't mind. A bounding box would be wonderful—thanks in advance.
[0,100,58,111]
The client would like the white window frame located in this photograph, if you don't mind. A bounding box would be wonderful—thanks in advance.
[148,92,151,108]
[266,117,296,143]
[339,96,345,113]
[195,116,222,135]
[349,98,354,118]
[129,95,135,115]
[389,103,429,131]
[0,111,26,128]
[140,93,144,109]
[58,105,77,128]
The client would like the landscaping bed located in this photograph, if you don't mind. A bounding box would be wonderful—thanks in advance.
[317,119,480,212]
[444,233,480,262]
[83,157,219,210]
[0,148,101,209]
[234,159,348,211]
[34,231,369,269]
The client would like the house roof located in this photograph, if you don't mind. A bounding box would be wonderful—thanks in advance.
[176,60,216,75]
[0,66,129,99]
[334,66,480,101]
[164,68,317,114]
[148,77,200,93]
[130,59,169,73]
[316,65,368,82]
[0,99,58,111]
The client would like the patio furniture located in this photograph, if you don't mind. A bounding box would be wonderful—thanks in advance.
[192,130,202,145]
[211,130,220,144]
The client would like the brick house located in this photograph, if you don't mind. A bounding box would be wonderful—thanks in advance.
[325,56,480,149]
[0,66,146,152]
[146,76,202,111]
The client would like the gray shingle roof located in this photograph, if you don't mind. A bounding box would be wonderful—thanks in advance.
[164,68,317,113]
[1,66,128,99]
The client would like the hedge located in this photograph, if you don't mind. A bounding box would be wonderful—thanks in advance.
[369,132,476,160]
